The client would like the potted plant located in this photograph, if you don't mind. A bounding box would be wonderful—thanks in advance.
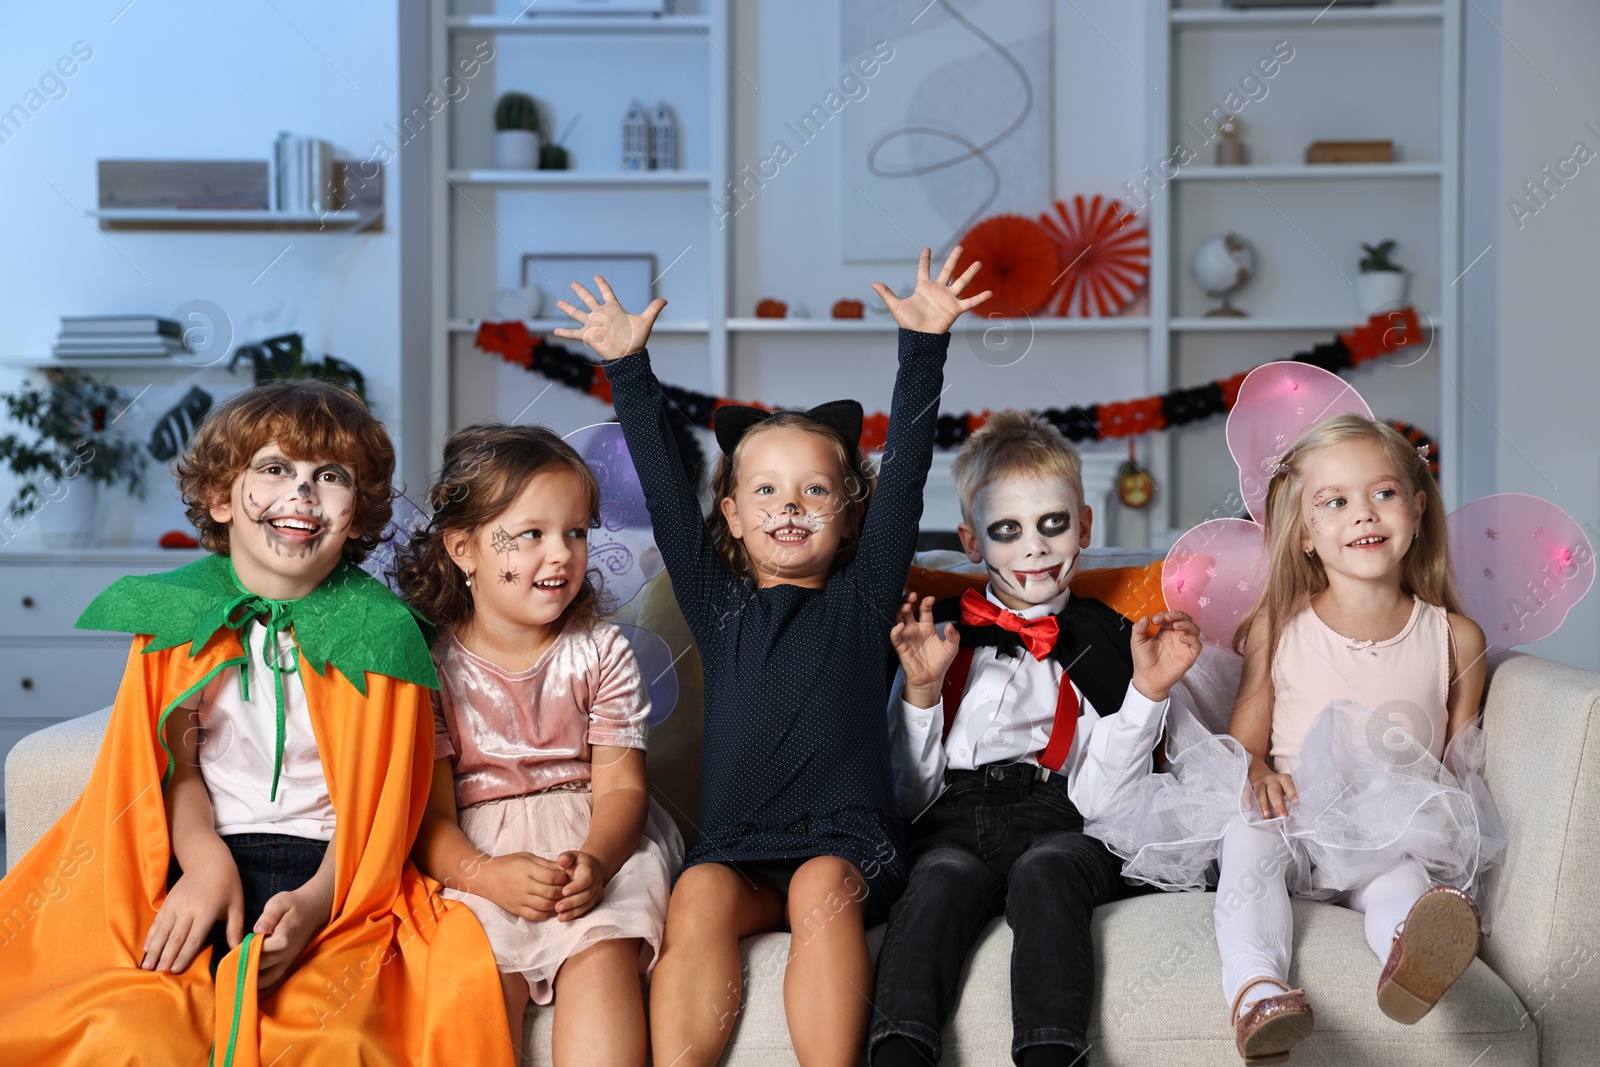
[1356,239,1409,316]
[494,92,543,170]
[0,371,146,547]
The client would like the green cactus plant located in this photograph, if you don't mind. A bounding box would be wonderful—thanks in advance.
[495,92,543,135]
[1359,240,1403,273]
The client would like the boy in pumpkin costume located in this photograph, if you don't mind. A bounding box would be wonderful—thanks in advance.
[0,381,512,1066]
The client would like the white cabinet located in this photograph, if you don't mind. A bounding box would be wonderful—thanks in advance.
[0,549,204,813]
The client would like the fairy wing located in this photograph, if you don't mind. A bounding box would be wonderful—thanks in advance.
[1447,493,1596,655]
[1162,518,1269,649]
[564,422,677,725]
[361,492,429,594]
[1227,362,1373,521]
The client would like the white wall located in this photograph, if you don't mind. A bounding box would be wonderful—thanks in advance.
[0,0,406,546]
[1483,0,1600,670]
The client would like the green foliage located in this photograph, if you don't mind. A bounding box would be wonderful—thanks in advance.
[227,333,368,403]
[0,371,146,519]
[494,92,542,134]
[1359,240,1403,273]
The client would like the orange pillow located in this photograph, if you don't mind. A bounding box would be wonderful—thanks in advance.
[904,559,1167,623]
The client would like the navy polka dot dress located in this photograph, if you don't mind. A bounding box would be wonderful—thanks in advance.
[605,328,949,909]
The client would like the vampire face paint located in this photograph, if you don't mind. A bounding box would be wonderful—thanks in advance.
[212,442,361,600]
[960,472,1091,611]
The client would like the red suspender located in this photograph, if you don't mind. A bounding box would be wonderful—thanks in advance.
[1036,673,1081,772]
[939,647,975,740]
[938,643,1082,773]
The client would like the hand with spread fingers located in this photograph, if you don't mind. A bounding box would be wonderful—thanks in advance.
[891,592,962,710]
[553,275,668,361]
[871,245,994,335]
[1129,609,1203,703]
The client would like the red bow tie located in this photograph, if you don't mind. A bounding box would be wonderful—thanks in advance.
[959,588,1060,661]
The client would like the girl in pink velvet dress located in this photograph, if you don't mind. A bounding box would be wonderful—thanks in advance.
[397,423,682,1067]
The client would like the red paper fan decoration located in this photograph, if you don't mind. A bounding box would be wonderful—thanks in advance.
[953,214,1061,319]
[1038,195,1149,317]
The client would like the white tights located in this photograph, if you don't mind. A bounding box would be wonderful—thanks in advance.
[1214,814,1431,1010]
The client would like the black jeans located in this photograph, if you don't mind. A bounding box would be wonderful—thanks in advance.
[869,764,1127,1065]
[167,832,328,973]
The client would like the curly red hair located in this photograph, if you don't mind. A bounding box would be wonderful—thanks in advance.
[173,380,395,562]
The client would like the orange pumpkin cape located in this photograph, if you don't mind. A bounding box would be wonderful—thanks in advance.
[0,555,513,1066]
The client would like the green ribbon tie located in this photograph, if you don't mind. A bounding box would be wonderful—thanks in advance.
[220,592,299,803]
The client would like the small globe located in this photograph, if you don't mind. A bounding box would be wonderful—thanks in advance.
[1190,233,1256,317]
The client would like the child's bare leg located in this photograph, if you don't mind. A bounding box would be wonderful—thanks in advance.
[783,856,872,1067]
[501,971,530,1066]
[650,863,785,1067]
[552,938,647,1067]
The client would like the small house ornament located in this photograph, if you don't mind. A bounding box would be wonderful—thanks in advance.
[622,100,650,171]
[649,101,679,170]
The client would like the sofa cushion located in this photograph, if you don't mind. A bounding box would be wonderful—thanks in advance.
[518,892,1536,1066]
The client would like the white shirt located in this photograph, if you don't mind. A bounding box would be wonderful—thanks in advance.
[886,585,1167,821]
[179,619,336,840]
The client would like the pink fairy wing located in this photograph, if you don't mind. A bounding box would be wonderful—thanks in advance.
[1447,494,1596,654]
[1162,518,1269,647]
[1227,362,1373,520]
[564,422,665,610]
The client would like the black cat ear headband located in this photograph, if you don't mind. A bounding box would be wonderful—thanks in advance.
[711,399,864,456]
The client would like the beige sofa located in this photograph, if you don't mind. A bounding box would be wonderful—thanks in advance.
[7,561,1599,1066]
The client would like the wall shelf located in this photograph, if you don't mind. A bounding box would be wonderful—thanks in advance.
[726,317,1152,334]
[446,14,712,35]
[94,158,384,232]
[1170,5,1444,28]
[446,169,711,188]
[0,355,229,371]
[89,208,378,230]
[448,318,710,335]
[1172,163,1442,181]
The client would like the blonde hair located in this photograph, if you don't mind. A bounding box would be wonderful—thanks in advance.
[1233,413,1463,695]
[951,410,1085,527]
[706,414,877,582]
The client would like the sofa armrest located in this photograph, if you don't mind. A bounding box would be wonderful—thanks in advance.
[1477,652,1600,1066]
[5,709,110,871]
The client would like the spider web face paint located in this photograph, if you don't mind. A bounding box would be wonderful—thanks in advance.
[223,443,358,599]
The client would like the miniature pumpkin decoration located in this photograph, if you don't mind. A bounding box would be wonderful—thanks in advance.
[1117,461,1155,509]
[159,529,201,549]
[831,299,864,319]
[755,298,788,318]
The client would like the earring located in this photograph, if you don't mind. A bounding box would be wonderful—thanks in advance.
[1304,548,1315,558]
[465,573,473,588]
[1412,530,1419,541]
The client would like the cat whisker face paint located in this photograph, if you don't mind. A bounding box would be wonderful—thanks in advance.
[958,472,1092,611]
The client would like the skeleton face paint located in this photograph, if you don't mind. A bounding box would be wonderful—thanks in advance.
[962,473,1089,611]
[212,442,360,600]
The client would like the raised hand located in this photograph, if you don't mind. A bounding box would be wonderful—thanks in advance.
[1130,610,1202,703]
[891,592,961,708]
[871,246,993,335]
[552,275,668,361]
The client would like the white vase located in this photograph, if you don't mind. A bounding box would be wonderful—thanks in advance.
[1356,270,1409,316]
[494,129,542,170]
[35,477,98,548]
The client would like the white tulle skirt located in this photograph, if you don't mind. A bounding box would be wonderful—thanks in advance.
[444,789,685,1005]
[1086,645,1507,926]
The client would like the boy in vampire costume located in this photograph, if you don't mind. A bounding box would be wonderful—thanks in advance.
[872,411,1201,1067]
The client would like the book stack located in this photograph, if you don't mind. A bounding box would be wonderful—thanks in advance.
[52,315,189,360]
[272,132,336,215]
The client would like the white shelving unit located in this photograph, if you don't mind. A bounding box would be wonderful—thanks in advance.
[426,0,729,468]
[1148,0,1464,544]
